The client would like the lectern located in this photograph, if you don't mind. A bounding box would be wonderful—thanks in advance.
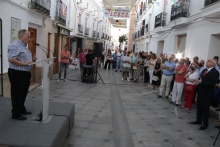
[29,57,55,122]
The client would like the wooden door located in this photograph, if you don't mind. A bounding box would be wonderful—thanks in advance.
[28,27,37,84]
[53,33,59,74]
[47,33,52,58]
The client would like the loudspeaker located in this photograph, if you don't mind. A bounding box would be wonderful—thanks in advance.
[94,43,103,57]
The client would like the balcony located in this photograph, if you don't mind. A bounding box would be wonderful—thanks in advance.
[101,33,104,39]
[29,0,51,16]
[155,12,166,28]
[141,27,145,36]
[204,0,220,7]
[55,1,67,25]
[78,24,83,34]
[96,32,100,38]
[145,24,149,32]
[171,0,189,21]
[92,30,96,38]
[85,27,89,36]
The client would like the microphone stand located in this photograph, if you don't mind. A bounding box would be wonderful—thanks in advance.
[36,43,55,58]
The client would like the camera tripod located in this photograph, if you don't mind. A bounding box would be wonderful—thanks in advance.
[94,59,105,85]
[213,126,220,146]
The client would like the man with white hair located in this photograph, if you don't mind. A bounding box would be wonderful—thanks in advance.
[189,59,219,130]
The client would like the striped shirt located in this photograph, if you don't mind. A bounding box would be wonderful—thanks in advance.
[8,39,32,71]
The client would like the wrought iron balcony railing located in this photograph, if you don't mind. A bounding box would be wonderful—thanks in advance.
[155,12,166,28]
[78,24,83,33]
[29,0,51,16]
[171,0,189,21]
[85,27,89,35]
[204,0,220,7]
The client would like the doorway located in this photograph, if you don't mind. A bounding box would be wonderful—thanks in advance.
[28,27,37,84]
[208,34,220,60]
[157,41,164,56]
[177,35,186,56]
[53,33,59,74]
[0,18,3,96]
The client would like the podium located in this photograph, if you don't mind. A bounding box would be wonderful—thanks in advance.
[29,57,55,122]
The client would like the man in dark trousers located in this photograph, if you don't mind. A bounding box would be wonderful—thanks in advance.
[8,29,37,120]
[83,49,95,76]
[189,59,219,130]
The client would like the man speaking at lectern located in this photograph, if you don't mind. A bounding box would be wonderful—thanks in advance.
[7,29,37,120]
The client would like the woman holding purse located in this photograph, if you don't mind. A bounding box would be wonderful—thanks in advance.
[104,49,112,69]
[152,57,162,89]
[183,65,199,110]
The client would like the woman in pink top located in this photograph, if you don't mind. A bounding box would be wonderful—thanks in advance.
[57,45,70,82]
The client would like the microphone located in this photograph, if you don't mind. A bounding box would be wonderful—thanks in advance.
[35,43,55,57]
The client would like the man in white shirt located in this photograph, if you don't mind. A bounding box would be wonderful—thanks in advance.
[121,51,131,81]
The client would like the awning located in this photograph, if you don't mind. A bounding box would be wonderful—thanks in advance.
[57,23,73,32]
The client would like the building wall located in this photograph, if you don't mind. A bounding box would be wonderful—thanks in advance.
[127,6,137,52]
[134,0,220,62]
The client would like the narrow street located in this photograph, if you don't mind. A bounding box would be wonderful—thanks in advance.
[27,68,219,147]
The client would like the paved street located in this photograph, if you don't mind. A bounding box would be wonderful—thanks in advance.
[33,68,219,147]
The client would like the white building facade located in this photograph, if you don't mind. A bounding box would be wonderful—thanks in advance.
[0,0,112,97]
[134,0,220,61]
[70,0,113,54]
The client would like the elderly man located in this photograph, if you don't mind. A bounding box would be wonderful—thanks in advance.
[171,58,187,106]
[198,60,206,76]
[189,59,219,130]
[8,29,37,120]
[158,56,176,99]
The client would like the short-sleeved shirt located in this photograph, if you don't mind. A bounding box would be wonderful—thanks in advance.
[175,64,187,83]
[162,61,176,75]
[85,54,94,65]
[8,39,32,71]
[60,50,70,63]
[123,56,131,67]
[186,71,199,85]
[117,52,122,59]
[78,53,86,64]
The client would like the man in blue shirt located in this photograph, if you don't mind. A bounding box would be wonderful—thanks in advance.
[158,56,176,98]
[8,29,37,120]
[112,50,117,69]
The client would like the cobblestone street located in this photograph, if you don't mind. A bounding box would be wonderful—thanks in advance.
[34,68,220,147]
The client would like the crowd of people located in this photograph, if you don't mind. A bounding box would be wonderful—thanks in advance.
[67,47,220,130]
[100,48,220,130]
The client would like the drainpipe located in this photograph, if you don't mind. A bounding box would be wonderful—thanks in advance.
[0,18,3,96]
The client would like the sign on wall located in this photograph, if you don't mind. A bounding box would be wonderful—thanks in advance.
[11,17,21,43]
[104,9,130,18]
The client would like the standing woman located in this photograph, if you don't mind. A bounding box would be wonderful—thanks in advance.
[148,53,157,84]
[152,57,162,89]
[133,52,143,83]
[104,49,112,69]
[184,65,199,110]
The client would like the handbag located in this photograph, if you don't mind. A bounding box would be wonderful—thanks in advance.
[152,75,159,81]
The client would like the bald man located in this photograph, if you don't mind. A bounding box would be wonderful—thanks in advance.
[189,59,219,130]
